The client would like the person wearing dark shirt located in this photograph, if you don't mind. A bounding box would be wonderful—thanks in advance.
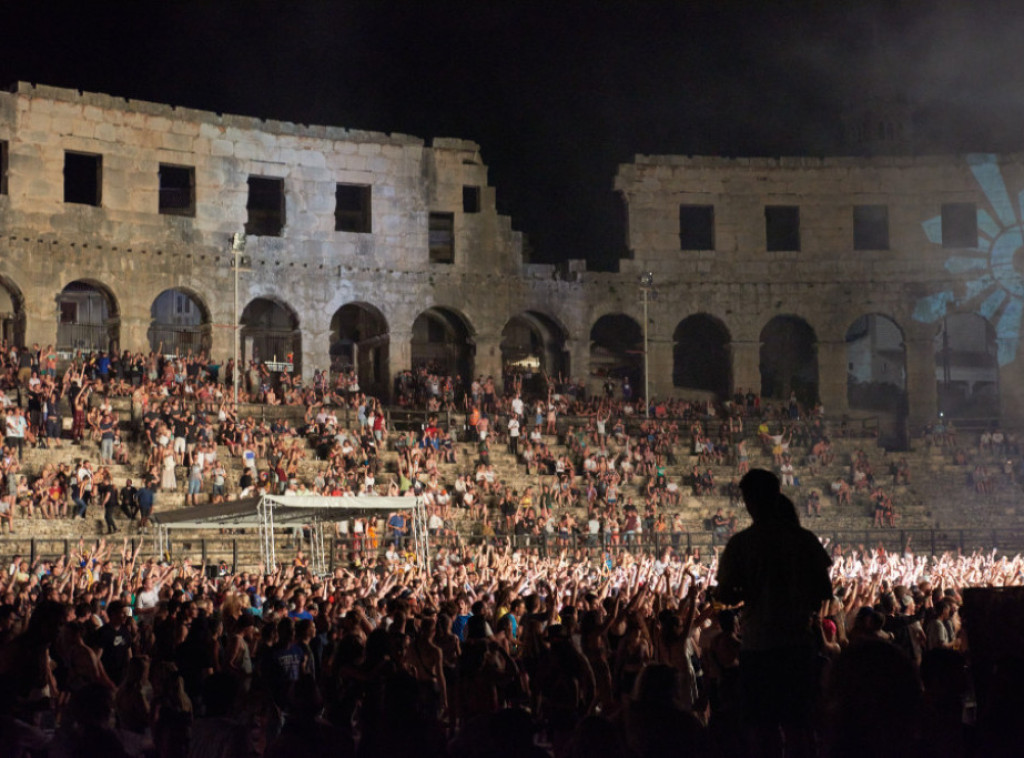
[137,481,155,528]
[267,618,307,709]
[95,600,132,686]
[98,475,119,534]
[716,468,832,758]
[99,414,116,464]
[120,480,139,522]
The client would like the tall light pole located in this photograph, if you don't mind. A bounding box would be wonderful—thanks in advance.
[231,232,248,405]
[639,272,656,418]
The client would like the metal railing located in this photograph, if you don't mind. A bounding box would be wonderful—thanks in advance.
[57,323,114,353]
[6,526,1024,572]
[148,326,208,356]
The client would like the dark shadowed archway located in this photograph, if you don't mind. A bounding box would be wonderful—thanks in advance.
[673,314,732,398]
[846,314,906,413]
[330,303,390,397]
[501,311,568,395]
[590,313,643,399]
[149,288,211,356]
[935,313,999,418]
[240,297,301,374]
[58,280,120,354]
[411,307,474,389]
[0,276,26,348]
[760,315,818,406]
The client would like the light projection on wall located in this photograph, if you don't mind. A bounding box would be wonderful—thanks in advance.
[913,154,1024,365]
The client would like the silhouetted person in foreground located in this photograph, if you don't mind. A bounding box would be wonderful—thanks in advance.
[716,468,832,758]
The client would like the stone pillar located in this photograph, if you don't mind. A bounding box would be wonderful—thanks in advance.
[816,339,848,416]
[905,336,938,431]
[23,296,57,349]
[566,337,589,384]
[474,331,503,389]
[120,315,149,355]
[390,329,412,378]
[730,339,761,397]
[647,338,674,401]
[210,321,235,369]
[300,327,328,383]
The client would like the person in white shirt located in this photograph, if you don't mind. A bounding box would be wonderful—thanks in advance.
[508,416,520,456]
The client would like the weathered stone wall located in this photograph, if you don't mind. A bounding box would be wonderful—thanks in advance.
[1,83,1022,429]
[615,154,1024,427]
[0,82,577,385]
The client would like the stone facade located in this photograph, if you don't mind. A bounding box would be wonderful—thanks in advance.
[0,83,1021,431]
[615,153,1024,431]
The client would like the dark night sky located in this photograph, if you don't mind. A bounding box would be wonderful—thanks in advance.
[5,0,1024,269]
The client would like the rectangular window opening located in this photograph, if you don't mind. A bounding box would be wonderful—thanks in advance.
[941,202,978,248]
[678,204,715,250]
[853,204,889,250]
[765,205,800,251]
[0,140,8,196]
[335,183,372,233]
[64,151,102,206]
[159,164,195,216]
[429,212,455,264]
[245,176,285,237]
[463,185,481,214]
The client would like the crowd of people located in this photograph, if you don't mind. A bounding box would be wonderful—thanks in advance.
[0,342,1022,552]
[0,345,1023,755]
[0,468,1021,758]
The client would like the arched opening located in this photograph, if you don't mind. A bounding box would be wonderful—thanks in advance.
[673,314,731,398]
[240,298,301,376]
[590,313,643,400]
[935,313,999,419]
[410,307,474,390]
[847,314,908,447]
[846,315,906,411]
[0,277,26,348]
[330,303,390,397]
[149,289,211,356]
[760,315,818,406]
[501,311,568,396]
[57,280,120,354]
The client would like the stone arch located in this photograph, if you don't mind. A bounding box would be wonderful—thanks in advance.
[411,306,474,389]
[0,276,26,348]
[846,314,908,446]
[330,302,390,397]
[672,313,732,398]
[846,314,907,411]
[501,311,569,395]
[149,288,212,356]
[759,315,818,406]
[57,279,120,354]
[240,297,301,375]
[935,312,999,418]
[590,313,643,399]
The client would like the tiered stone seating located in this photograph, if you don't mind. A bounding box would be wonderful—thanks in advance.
[8,401,1024,567]
[912,442,1024,528]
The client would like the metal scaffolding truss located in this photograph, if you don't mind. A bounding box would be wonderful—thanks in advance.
[256,495,429,574]
[257,496,277,570]
[153,494,429,575]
